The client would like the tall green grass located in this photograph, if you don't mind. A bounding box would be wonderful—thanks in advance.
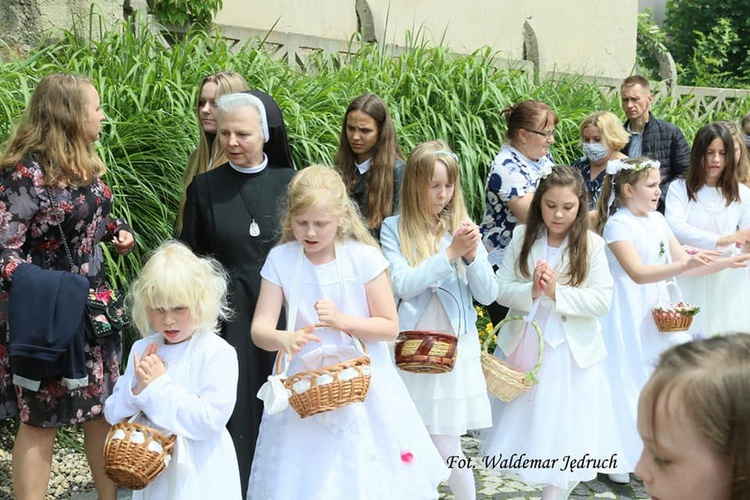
[2,19,749,296]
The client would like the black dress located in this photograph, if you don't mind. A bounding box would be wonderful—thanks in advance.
[180,161,295,496]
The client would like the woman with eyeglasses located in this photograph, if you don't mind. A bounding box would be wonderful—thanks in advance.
[479,100,558,324]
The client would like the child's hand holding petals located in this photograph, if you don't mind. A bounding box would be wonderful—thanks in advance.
[726,252,750,268]
[532,262,546,299]
[460,222,481,263]
[448,224,477,262]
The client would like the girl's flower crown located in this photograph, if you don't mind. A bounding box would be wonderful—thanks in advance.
[605,158,660,210]
[605,158,660,176]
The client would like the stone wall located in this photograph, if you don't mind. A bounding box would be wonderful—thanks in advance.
[0,0,123,56]
[213,0,638,82]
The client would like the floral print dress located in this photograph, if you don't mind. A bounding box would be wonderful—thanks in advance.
[0,155,129,427]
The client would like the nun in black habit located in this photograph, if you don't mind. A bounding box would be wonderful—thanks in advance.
[180,90,295,497]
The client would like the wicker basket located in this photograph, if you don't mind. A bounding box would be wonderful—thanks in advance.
[480,315,544,402]
[104,418,176,490]
[395,331,458,374]
[279,338,372,419]
[651,281,698,333]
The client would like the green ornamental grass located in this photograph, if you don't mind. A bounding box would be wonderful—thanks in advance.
[1,19,749,349]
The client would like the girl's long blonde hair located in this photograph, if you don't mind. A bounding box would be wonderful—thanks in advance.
[1,73,104,186]
[280,165,377,247]
[398,140,468,266]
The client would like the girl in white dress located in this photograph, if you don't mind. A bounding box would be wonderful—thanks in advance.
[104,241,241,499]
[380,141,498,500]
[593,157,749,483]
[248,165,448,500]
[480,165,628,499]
[665,122,750,337]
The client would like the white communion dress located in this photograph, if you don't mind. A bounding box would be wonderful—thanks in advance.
[248,241,448,500]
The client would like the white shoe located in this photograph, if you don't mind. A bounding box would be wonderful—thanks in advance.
[608,472,630,484]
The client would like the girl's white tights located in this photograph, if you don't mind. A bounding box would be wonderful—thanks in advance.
[430,434,476,500]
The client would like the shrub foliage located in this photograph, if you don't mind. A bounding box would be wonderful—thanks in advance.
[1,20,748,298]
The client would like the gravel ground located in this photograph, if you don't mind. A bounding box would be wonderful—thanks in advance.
[2,419,646,500]
[0,419,96,500]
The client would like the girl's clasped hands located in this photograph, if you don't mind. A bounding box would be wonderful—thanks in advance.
[532,259,557,300]
[447,221,481,264]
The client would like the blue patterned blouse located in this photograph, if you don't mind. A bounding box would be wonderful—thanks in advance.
[479,144,554,266]
[572,157,607,211]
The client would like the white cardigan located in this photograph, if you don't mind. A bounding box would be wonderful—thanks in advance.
[496,225,613,369]
[665,179,750,250]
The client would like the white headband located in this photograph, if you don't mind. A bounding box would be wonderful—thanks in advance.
[605,158,660,210]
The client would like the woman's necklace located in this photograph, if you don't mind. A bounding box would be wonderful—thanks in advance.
[237,183,261,237]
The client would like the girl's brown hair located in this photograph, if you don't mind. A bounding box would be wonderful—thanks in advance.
[639,334,750,498]
[1,73,104,186]
[518,165,590,287]
[334,94,404,231]
[687,122,740,206]
[718,120,750,187]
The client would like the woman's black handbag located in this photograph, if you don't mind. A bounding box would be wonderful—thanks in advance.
[84,288,131,339]
[46,187,131,340]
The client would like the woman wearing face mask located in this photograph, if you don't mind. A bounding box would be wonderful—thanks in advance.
[572,111,630,215]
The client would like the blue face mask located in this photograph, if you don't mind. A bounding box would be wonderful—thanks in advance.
[744,133,750,148]
[582,142,609,162]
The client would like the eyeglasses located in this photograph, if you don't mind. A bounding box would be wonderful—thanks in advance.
[526,128,555,138]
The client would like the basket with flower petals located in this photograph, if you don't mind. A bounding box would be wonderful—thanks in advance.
[651,281,700,333]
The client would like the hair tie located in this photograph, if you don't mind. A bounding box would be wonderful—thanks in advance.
[435,150,459,163]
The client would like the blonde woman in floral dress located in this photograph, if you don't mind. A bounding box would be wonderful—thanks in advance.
[0,73,134,499]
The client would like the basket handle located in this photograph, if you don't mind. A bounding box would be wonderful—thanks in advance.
[658,280,684,308]
[484,313,545,385]
[273,328,369,377]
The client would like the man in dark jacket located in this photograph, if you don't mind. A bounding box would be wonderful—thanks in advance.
[620,75,691,212]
